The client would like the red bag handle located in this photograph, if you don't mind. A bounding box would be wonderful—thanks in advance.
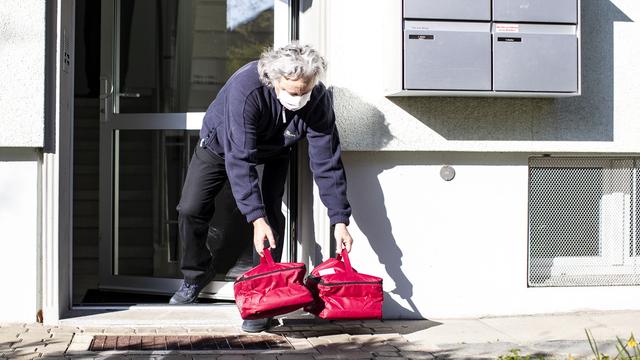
[339,249,354,273]
[261,247,275,265]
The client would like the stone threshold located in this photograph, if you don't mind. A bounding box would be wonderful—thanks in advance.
[59,304,244,326]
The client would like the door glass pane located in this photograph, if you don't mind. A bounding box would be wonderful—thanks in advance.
[117,0,275,113]
[114,129,253,279]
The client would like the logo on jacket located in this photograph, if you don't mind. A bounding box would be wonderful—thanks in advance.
[284,130,297,137]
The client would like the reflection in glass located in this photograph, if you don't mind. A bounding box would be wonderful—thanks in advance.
[114,130,253,279]
[117,0,274,113]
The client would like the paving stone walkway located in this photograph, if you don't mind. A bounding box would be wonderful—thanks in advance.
[0,319,436,360]
[3,310,640,359]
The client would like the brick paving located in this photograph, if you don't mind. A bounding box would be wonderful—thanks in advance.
[4,310,640,359]
[0,320,434,360]
[88,335,292,351]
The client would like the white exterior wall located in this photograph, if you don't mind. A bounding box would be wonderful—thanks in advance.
[299,0,640,318]
[300,0,640,153]
[0,0,48,322]
[341,152,640,319]
[1,0,638,322]
[0,149,41,322]
[0,1,46,147]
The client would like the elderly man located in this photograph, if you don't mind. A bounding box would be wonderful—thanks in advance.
[169,43,354,333]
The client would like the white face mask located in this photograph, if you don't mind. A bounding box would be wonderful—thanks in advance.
[277,89,312,111]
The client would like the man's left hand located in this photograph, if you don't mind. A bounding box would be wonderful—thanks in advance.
[334,223,353,253]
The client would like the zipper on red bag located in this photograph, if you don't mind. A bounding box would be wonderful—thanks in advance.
[236,265,306,282]
[318,280,382,286]
[306,275,320,284]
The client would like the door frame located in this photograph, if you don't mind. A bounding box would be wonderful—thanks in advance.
[96,0,295,298]
[41,0,76,324]
[45,0,299,321]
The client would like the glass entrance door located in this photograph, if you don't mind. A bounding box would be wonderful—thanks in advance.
[98,0,284,300]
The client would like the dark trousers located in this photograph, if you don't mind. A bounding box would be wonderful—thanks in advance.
[176,145,289,285]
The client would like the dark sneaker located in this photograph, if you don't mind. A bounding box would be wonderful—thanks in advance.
[169,281,205,304]
[241,318,273,333]
[170,265,215,304]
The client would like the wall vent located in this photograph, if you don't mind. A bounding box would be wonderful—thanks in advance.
[529,157,640,286]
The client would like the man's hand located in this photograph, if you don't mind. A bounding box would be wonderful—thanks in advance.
[334,223,353,253]
[253,217,276,257]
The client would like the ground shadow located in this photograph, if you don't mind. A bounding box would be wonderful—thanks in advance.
[272,316,441,336]
[294,87,421,318]
[388,0,631,142]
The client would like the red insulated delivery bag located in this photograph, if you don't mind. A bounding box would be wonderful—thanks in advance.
[233,248,314,320]
[304,249,383,320]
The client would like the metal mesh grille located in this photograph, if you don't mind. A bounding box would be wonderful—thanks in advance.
[528,157,640,286]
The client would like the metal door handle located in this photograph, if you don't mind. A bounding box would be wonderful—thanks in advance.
[99,76,113,123]
[99,76,113,100]
[118,92,142,98]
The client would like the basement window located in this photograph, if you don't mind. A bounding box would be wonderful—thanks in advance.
[528,157,640,286]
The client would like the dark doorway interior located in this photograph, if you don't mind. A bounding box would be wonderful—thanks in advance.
[72,0,275,305]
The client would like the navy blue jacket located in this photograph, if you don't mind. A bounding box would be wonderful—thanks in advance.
[200,61,351,225]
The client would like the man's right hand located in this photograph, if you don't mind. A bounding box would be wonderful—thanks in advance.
[252,217,276,256]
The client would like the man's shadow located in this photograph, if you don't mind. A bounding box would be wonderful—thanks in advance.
[316,87,424,319]
[346,158,424,319]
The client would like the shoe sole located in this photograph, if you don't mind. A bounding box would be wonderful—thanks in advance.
[169,299,197,305]
[169,293,200,305]
[241,327,267,333]
[241,318,275,333]
[241,325,269,333]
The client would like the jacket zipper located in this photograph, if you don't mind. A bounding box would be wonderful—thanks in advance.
[318,280,382,286]
[236,265,306,283]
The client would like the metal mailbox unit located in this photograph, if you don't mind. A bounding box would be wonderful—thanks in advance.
[396,0,581,97]
[404,0,491,21]
[493,23,578,93]
[493,0,578,24]
[404,21,492,91]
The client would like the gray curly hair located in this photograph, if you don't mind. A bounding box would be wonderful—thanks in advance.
[257,43,327,87]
